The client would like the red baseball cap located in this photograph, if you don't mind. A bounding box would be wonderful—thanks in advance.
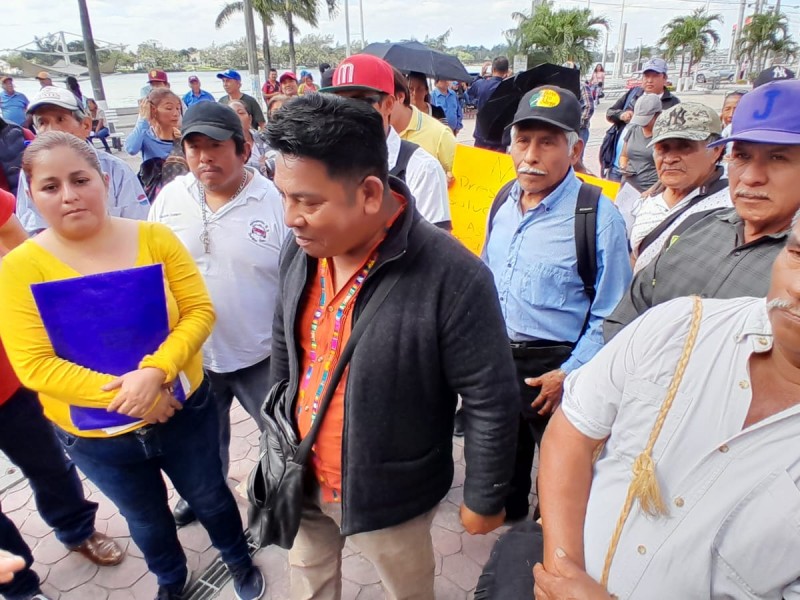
[279,71,297,84]
[148,69,169,84]
[320,54,394,96]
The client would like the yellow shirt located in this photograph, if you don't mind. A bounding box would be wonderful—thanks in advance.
[398,105,457,173]
[0,221,215,438]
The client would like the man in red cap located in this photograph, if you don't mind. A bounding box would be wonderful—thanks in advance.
[139,69,170,100]
[279,71,299,97]
[321,54,451,229]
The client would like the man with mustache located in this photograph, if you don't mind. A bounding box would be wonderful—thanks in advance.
[481,210,800,600]
[628,102,731,273]
[482,86,631,521]
[148,102,287,542]
[605,80,800,341]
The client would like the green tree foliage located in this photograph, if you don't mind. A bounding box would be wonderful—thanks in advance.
[736,12,798,76]
[658,9,722,78]
[508,2,608,71]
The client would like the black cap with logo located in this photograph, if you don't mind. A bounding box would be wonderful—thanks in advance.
[507,86,582,134]
[181,101,243,142]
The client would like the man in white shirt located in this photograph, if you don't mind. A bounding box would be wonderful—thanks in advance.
[149,102,287,535]
[628,102,730,272]
[482,213,800,599]
[320,53,452,229]
[16,87,149,234]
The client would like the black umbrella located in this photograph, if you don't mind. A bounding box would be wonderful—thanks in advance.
[361,41,472,82]
[477,63,581,144]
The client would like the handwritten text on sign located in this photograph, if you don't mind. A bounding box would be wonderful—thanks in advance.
[448,145,620,255]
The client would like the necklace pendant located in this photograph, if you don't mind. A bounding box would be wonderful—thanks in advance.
[200,230,211,254]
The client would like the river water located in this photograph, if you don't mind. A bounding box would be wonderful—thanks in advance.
[11,70,267,110]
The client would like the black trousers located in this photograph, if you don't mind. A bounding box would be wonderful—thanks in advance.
[475,521,543,599]
[505,343,574,519]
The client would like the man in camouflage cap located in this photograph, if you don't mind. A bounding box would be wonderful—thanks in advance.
[626,102,731,272]
[605,81,800,340]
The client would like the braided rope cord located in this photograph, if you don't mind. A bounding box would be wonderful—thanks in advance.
[600,296,703,589]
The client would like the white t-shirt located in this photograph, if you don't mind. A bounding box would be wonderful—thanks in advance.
[386,127,451,226]
[149,169,288,373]
[631,185,731,273]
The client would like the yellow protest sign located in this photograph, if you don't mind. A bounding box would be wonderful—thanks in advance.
[448,144,621,255]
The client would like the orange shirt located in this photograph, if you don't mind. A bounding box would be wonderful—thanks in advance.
[295,195,405,503]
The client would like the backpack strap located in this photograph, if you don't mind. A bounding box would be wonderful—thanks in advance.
[575,182,601,337]
[486,179,518,240]
[389,140,420,182]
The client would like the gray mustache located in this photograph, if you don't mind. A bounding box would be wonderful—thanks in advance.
[735,189,769,200]
[767,298,800,318]
[518,168,548,176]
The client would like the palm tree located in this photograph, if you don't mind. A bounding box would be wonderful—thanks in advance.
[215,0,337,75]
[736,12,798,75]
[514,2,608,71]
[659,9,722,79]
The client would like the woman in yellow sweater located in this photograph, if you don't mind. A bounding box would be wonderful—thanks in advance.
[0,132,265,600]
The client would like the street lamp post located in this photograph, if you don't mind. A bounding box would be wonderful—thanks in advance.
[76,0,107,105]
[344,0,352,57]
[614,0,627,77]
[637,37,643,71]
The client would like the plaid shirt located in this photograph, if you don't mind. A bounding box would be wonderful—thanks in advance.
[604,208,789,340]
[580,83,594,130]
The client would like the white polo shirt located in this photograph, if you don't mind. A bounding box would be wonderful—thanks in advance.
[386,127,451,226]
[149,169,287,373]
[562,296,800,599]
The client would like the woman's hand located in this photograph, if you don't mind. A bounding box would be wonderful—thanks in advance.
[103,367,167,417]
[138,98,153,121]
[142,388,183,424]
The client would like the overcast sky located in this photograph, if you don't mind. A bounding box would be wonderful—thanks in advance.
[3,0,792,61]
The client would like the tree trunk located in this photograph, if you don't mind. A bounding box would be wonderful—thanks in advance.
[286,0,296,74]
[262,18,272,73]
[679,50,686,79]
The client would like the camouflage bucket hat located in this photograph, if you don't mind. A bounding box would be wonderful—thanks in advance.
[648,102,722,147]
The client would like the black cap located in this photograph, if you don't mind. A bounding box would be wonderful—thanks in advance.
[507,86,581,134]
[753,65,795,88]
[181,102,243,142]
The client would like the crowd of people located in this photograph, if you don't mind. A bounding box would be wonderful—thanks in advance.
[0,49,799,600]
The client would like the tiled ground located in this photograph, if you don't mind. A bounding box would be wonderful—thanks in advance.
[3,403,526,599]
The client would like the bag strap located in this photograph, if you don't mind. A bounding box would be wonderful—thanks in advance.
[389,140,419,182]
[575,182,601,338]
[485,179,517,240]
[600,296,703,588]
[637,169,727,255]
[293,230,428,465]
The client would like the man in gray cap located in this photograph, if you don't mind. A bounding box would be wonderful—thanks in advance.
[627,102,731,271]
[483,85,631,520]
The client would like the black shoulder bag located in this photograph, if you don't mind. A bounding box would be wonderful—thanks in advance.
[247,238,425,549]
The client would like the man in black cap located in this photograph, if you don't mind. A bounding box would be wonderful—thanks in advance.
[753,65,795,88]
[482,86,631,521]
[148,102,287,553]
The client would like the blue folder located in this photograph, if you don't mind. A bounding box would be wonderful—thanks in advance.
[31,264,185,431]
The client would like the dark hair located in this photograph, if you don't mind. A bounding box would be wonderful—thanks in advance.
[319,62,331,75]
[594,64,605,72]
[393,67,410,106]
[66,76,84,101]
[270,68,278,74]
[265,94,388,184]
[408,71,429,91]
[492,57,510,74]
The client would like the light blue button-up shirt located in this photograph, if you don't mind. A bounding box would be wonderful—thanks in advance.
[16,146,149,234]
[484,170,632,373]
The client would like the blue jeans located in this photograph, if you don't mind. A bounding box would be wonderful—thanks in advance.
[208,356,269,479]
[0,386,97,598]
[54,379,252,588]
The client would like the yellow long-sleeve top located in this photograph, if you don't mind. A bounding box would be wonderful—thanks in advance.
[0,221,215,438]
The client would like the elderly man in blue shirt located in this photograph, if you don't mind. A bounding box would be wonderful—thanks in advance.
[432,78,463,135]
[15,87,149,234]
[483,86,632,520]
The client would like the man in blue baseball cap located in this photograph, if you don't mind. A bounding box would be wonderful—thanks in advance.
[606,79,800,339]
[217,68,266,129]
[602,57,681,180]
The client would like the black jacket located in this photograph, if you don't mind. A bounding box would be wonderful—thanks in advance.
[606,87,680,126]
[271,178,519,536]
